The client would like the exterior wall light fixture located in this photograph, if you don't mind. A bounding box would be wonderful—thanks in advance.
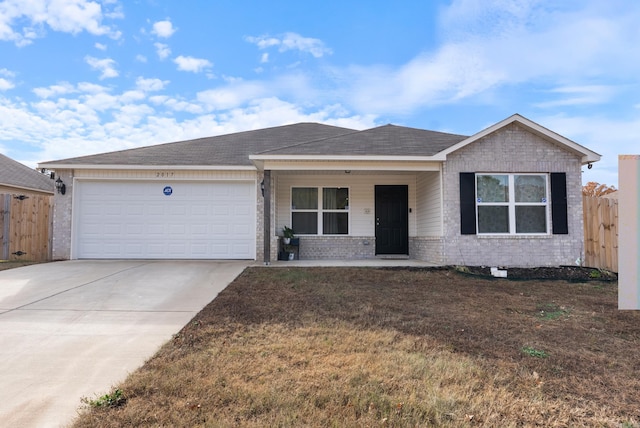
[55,177,66,195]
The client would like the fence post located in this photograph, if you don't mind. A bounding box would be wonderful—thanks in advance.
[619,155,640,309]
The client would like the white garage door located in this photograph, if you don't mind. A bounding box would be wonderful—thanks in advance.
[74,181,256,259]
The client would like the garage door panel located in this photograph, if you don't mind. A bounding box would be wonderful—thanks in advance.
[75,181,256,259]
[127,204,145,215]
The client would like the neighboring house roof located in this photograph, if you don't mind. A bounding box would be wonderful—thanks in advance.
[0,153,54,194]
[39,114,601,169]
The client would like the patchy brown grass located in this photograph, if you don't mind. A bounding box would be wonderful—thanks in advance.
[72,267,640,427]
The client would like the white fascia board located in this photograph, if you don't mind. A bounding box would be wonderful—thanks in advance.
[260,159,441,172]
[0,183,54,194]
[249,154,439,162]
[37,163,256,171]
[438,114,602,165]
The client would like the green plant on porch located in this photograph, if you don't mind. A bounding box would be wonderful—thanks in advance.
[283,226,295,240]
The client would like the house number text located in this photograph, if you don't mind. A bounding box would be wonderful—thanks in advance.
[155,171,175,178]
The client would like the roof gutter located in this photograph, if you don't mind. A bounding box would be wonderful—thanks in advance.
[0,183,54,194]
[36,163,257,171]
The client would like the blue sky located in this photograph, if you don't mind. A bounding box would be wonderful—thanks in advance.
[1,0,638,187]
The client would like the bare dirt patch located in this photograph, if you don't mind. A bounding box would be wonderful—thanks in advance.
[72,267,638,427]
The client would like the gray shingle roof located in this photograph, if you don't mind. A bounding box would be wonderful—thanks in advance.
[0,153,54,193]
[256,124,468,157]
[41,122,470,167]
[43,123,357,167]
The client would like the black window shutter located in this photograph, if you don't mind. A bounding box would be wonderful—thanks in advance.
[550,172,568,234]
[460,172,477,235]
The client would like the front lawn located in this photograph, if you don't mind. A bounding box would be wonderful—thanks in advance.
[73,267,639,427]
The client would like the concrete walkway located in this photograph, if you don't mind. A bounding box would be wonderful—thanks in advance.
[0,260,248,428]
[266,259,438,267]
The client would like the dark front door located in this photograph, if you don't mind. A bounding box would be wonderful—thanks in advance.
[375,185,409,255]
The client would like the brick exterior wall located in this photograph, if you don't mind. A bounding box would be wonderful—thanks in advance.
[51,169,73,260]
[255,170,265,263]
[442,123,584,267]
[409,237,444,264]
[297,236,376,260]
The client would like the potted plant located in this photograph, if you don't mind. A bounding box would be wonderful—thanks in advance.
[283,226,294,245]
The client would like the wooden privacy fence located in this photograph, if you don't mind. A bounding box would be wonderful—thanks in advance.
[583,195,618,272]
[0,193,52,261]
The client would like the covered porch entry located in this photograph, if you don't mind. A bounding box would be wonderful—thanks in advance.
[260,162,445,264]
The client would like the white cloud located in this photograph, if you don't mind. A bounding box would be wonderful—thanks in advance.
[339,44,504,114]
[324,1,640,115]
[112,103,155,127]
[94,42,107,50]
[245,32,332,58]
[173,55,212,73]
[135,77,168,92]
[85,56,118,79]
[197,82,267,110]
[260,53,269,63]
[0,91,372,165]
[0,78,14,90]
[33,82,76,98]
[0,68,16,89]
[135,54,147,63]
[154,42,171,60]
[149,96,204,114]
[534,85,616,108]
[76,82,108,93]
[246,35,280,49]
[0,0,122,46]
[81,91,119,111]
[151,19,176,38]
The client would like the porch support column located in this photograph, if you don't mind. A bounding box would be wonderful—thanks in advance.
[262,169,271,264]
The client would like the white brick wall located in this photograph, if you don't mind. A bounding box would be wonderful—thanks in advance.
[51,169,73,260]
[410,237,444,264]
[297,236,376,260]
[442,123,584,267]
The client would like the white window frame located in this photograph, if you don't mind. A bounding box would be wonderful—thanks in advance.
[475,173,550,235]
[291,186,350,235]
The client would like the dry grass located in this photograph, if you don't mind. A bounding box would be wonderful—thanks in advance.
[72,267,640,427]
[0,260,42,271]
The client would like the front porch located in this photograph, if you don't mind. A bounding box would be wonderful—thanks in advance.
[261,167,446,264]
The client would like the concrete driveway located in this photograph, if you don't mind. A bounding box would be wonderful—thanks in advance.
[0,260,249,428]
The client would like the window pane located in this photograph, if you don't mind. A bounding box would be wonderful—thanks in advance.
[323,188,349,210]
[478,206,509,233]
[516,206,547,233]
[292,212,318,234]
[292,187,317,209]
[477,175,509,202]
[515,175,546,202]
[323,213,348,234]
